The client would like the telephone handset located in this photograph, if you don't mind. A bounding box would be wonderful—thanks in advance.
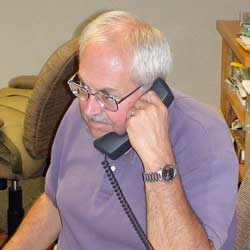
[96,79,174,250]
[94,78,174,160]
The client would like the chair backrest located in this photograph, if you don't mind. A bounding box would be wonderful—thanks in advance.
[235,168,250,250]
[23,38,79,158]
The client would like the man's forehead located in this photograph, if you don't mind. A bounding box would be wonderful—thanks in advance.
[78,42,134,94]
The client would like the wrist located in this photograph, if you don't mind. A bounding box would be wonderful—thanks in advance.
[143,163,178,183]
[145,138,175,171]
[143,153,176,173]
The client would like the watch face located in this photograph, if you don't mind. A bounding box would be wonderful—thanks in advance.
[162,167,175,181]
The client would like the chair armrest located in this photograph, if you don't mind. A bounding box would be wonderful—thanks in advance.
[8,75,38,89]
[0,118,4,128]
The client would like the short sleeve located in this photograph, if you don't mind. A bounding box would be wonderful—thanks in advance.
[180,151,238,250]
[45,120,64,207]
[171,102,238,250]
[174,119,238,249]
[45,146,60,207]
[45,99,79,207]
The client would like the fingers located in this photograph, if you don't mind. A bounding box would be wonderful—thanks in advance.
[140,90,164,106]
[134,91,167,111]
[127,90,168,120]
[133,98,152,110]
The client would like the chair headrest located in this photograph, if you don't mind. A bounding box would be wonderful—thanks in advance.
[23,37,79,158]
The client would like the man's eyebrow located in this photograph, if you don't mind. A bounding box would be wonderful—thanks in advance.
[96,87,120,97]
[77,73,120,96]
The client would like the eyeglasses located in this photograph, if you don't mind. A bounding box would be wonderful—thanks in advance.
[67,72,142,112]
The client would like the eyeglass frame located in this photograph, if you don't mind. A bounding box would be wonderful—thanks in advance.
[67,72,143,112]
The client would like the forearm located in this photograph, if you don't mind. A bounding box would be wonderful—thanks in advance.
[3,192,61,250]
[143,142,211,250]
[126,92,213,249]
[145,178,211,250]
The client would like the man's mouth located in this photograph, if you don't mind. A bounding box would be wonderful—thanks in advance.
[88,117,112,125]
[88,114,112,125]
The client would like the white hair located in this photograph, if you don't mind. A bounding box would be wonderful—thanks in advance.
[79,10,172,90]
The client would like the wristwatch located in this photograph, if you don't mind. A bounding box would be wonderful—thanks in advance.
[143,164,178,183]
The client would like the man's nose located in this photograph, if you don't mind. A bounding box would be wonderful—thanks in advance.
[83,95,103,115]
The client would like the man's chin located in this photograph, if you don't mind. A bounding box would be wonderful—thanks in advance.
[87,123,113,139]
[87,127,107,139]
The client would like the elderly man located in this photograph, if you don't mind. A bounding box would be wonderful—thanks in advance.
[4,10,237,250]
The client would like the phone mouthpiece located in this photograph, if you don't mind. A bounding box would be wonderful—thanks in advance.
[94,132,131,160]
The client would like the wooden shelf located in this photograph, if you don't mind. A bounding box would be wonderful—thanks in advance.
[216,21,250,66]
[231,129,245,150]
[225,87,245,126]
[217,20,250,181]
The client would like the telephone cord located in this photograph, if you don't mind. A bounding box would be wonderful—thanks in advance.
[102,155,155,250]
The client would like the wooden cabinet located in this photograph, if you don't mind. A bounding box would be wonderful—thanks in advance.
[217,20,250,180]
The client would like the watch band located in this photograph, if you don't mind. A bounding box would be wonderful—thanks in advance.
[143,164,178,183]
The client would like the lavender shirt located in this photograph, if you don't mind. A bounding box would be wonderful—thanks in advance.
[45,91,238,250]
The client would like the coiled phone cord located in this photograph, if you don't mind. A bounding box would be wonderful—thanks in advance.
[102,155,155,250]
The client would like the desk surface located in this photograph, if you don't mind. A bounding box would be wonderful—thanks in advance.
[216,20,250,66]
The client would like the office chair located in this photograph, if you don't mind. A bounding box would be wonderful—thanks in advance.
[0,37,79,235]
[235,168,250,250]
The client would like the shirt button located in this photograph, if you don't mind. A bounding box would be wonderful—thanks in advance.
[111,165,116,172]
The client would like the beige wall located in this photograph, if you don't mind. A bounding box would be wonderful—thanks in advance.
[0,1,249,106]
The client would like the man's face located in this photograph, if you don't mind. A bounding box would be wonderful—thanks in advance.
[78,42,142,138]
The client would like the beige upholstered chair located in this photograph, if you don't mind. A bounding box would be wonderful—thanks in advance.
[235,168,250,250]
[0,37,79,235]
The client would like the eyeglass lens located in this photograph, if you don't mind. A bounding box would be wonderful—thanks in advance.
[69,82,118,111]
[69,83,89,100]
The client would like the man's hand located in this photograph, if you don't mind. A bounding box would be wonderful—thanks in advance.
[126,90,174,171]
